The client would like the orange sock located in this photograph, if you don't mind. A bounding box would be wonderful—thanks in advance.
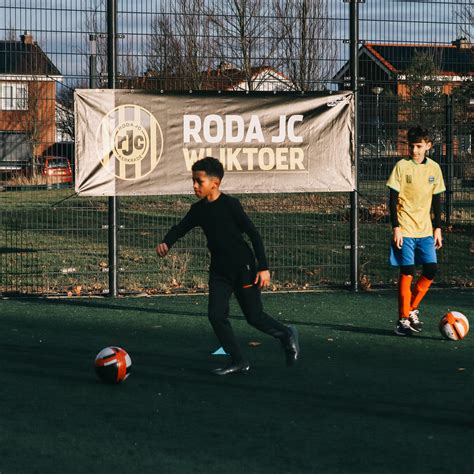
[411,275,433,311]
[398,274,413,319]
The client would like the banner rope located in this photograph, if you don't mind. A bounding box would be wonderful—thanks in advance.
[50,192,78,207]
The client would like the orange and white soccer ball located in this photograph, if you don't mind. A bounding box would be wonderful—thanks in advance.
[439,311,469,341]
[95,346,132,383]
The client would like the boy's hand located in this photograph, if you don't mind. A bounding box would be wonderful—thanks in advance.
[434,228,443,249]
[392,227,403,249]
[156,242,169,257]
[254,270,271,289]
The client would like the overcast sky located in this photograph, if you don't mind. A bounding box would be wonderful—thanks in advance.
[0,0,471,82]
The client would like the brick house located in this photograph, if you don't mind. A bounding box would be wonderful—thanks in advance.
[334,39,473,150]
[200,62,294,91]
[0,32,62,170]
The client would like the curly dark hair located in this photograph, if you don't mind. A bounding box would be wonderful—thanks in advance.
[407,126,431,144]
[191,157,224,180]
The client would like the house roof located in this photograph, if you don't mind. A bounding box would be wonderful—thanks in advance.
[366,43,473,76]
[0,39,61,76]
[122,65,293,91]
[334,41,473,80]
[202,65,293,90]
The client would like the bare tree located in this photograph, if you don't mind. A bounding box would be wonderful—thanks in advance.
[56,83,79,141]
[148,14,182,77]
[272,0,338,91]
[147,0,214,90]
[82,0,107,86]
[210,0,275,91]
[121,45,141,82]
[455,3,473,42]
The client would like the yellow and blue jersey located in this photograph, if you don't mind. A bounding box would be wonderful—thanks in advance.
[386,158,446,238]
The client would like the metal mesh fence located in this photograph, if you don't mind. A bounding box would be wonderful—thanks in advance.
[0,0,472,295]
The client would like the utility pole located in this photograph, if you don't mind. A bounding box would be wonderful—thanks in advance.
[347,0,362,291]
[107,0,118,297]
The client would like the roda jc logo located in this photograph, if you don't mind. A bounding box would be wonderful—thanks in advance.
[97,104,163,181]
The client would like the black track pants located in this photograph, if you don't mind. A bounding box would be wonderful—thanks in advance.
[208,271,290,362]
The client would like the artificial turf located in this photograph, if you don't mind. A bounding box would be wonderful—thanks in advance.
[0,289,472,473]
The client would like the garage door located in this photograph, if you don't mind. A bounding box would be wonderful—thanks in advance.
[0,132,32,168]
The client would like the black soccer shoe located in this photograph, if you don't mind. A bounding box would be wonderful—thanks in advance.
[408,309,423,332]
[283,325,300,366]
[394,318,415,336]
[212,360,250,376]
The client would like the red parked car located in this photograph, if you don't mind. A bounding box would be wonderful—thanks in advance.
[40,156,73,183]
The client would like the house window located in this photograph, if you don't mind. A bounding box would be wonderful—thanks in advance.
[0,83,28,111]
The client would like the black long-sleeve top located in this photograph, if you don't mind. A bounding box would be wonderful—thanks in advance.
[162,193,268,276]
[389,188,442,229]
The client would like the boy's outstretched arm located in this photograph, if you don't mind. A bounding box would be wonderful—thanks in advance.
[155,207,197,258]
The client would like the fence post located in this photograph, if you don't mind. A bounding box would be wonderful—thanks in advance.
[107,0,119,297]
[445,94,454,227]
[348,0,361,291]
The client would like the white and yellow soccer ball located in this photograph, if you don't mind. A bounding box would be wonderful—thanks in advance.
[439,311,469,341]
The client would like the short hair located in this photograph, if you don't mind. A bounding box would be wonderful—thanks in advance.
[191,157,224,180]
[407,126,431,144]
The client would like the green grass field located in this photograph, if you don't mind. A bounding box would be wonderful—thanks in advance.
[0,290,472,473]
[1,188,473,294]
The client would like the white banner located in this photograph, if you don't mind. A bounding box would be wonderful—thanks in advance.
[75,90,354,195]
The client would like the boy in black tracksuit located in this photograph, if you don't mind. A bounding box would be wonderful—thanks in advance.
[156,157,299,376]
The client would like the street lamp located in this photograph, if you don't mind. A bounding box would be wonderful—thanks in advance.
[89,34,98,88]
[372,87,384,161]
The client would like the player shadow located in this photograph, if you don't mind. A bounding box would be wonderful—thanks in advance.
[304,322,394,337]
[0,246,36,253]
[16,296,280,323]
[1,342,98,385]
[299,322,442,340]
[13,298,442,340]
[16,297,210,319]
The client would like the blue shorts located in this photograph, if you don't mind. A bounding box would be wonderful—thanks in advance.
[389,236,437,267]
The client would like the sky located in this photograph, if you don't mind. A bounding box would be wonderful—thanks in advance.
[0,0,471,84]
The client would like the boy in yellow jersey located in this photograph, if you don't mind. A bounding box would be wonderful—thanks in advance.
[387,126,446,336]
